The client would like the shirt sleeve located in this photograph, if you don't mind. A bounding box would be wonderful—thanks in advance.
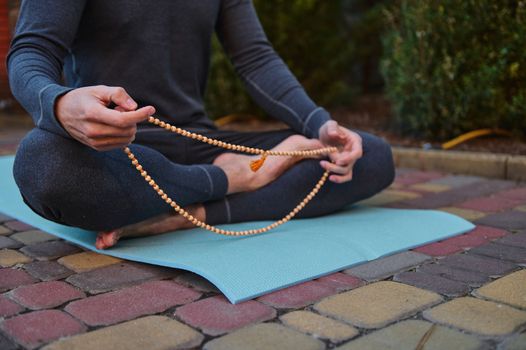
[215,0,332,139]
[7,0,87,137]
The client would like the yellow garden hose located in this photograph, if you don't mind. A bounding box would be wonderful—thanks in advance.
[441,128,513,150]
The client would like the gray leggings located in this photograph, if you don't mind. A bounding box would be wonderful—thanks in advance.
[13,124,395,231]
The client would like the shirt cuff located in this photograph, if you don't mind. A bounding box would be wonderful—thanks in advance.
[303,107,332,139]
[36,84,74,138]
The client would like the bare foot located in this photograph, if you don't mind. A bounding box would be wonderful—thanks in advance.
[95,204,205,249]
[213,135,323,194]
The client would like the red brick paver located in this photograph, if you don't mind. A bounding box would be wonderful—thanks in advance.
[9,281,85,310]
[175,295,276,336]
[0,310,86,349]
[256,280,336,308]
[65,280,200,326]
[0,268,37,292]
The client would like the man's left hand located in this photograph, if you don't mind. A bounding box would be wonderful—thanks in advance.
[318,120,363,183]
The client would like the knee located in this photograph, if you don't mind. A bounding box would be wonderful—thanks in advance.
[356,131,395,193]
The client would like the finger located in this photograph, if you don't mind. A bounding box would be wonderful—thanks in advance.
[89,136,136,152]
[89,105,155,128]
[329,148,362,166]
[96,86,138,111]
[83,123,137,140]
[329,172,354,183]
[320,160,350,175]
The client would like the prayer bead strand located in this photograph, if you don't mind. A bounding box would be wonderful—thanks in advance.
[123,116,336,236]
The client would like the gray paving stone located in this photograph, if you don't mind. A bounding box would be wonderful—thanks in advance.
[0,332,19,350]
[469,242,526,264]
[10,230,58,245]
[475,210,526,231]
[438,253,517,277]
[501,333,526,350]
[401,180,516,209]
[417,263,489,286]
[429,175,484,188]
[66,262,177,294]
[20,241,82,261]
[393,271,470,297]
[344,251,431,281]
[497,232,526,249]
[0,236,23,249]
[24,261,74,281]
[0,225,12,235]
[0,213,13,224]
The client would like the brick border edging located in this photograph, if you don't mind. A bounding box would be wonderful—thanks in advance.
[392,147,526,182]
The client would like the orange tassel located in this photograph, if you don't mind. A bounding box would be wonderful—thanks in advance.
[250,153,268,172]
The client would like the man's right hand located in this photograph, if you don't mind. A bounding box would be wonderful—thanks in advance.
[55,85,155,151]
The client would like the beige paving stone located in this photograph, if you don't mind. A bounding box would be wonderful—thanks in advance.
[439,207,487,221]
[0,225,12,236]
[423,297,526,337]
[473,269,526,309]
[57,252,122,273]
[42,316,203,350]
[0,249,31,267]
[411,183,451,193]
[359,190,420,207]
[502,333,526,350]
[314,281,442,329]
[335,320,487,350]
[280,311,358,343]
[203,323,325,350]
[516,205,526,212]
[11,230,58,245]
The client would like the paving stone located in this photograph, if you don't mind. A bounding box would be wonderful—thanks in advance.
[175,295,276,336]
[469,242,526,264]
[335,319,487,350]
[394,171,445,186]
[256,281,335,309]
[413,241,463,257]
[42,316,203,350]
[473,269,526,309]
[0,236,22,249]
[458,197,523,213]
[0,294,24,318]
[393,271,470,297]
[344,251,431,281]
[428,175,483,188]
[203,323,325,350]
[65,262,177,294]
[438,253,517,277]
[423,297,526,337]
[174,271,220,293]
[469,225,509,240]
[0,249,31,267]
[57,251,122,273]
[9,281,85,310]
[417,263,490,286]
[315,272,364,291]
[0,333,19,350]
[23,261,74,281]
[497,232,526,249]
[439,207,486,221]
[516,205,526,212]
[410,183,451,193]
[10,230,58,245]
[0,213,14,223]
[314,281,442,329]
[476,211,526,231]
[20,241,82,261]
[359,190,420,206]
[0,268,37,292]
[495,187,526,201]
[66,280,199,326]
[401,180,516,209]
[280,310,359,343]
[442,232,488,249]
[501,333,526,350]
[0,225,12,235]
[4,221,35,232]
[1,310,86,349]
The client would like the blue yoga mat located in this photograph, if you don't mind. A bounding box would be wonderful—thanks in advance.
[0,156,473,303]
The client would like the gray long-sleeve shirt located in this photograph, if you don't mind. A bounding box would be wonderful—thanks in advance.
[7,0,331,139]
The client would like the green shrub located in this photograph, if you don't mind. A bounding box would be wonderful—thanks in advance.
[381,0,526,139]
[205,0,355,120]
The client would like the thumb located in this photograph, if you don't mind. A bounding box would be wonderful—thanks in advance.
[104,86,138,111]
